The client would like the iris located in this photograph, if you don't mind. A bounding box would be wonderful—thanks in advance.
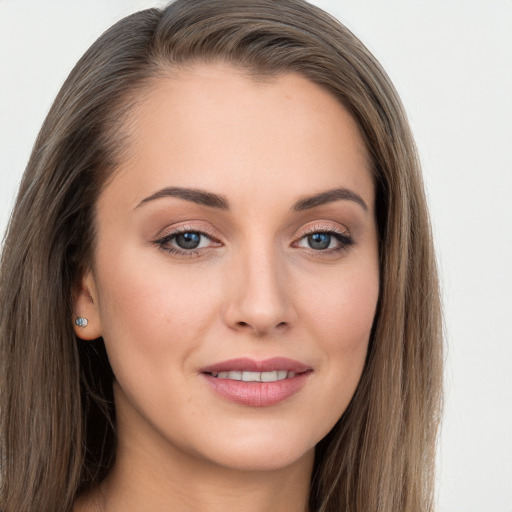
[176,232,201,249]
[308,233,331,250]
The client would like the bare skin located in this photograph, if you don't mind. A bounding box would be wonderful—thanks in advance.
[74,63,379,512]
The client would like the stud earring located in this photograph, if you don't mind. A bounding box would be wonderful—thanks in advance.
[74,317,89,328]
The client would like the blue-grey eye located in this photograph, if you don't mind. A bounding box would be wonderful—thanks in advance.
[155,229,218,255]
[307,233,331,250]
[175,232,202,249]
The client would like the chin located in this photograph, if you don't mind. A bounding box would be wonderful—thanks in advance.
[206,444,315,473]
[183,423,321,473]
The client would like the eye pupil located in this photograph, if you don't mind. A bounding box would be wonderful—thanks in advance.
[176,232,201,249]
[308,233,331,250]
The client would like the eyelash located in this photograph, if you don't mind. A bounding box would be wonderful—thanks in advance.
[295,225,354,254]
[154,225,220,257]
[153,225,354,257]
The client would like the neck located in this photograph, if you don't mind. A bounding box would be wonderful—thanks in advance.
[81,444,313,512]
[107,451,312,512]
[76,403,314,512]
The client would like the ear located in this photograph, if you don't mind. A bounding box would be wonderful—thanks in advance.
[72,270,103,340]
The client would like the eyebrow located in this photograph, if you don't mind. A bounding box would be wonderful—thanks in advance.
[292,187,368,212]
[136,185,368,212]
[136,187,229,210]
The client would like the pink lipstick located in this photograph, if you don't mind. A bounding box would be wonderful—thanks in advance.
[200,357,312,407]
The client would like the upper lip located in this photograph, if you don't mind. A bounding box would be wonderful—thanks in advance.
[200,357,312,374]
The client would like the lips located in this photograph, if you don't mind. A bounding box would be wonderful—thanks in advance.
[200,357,312,407]
[200,357,311,374]
[210,370,296,382]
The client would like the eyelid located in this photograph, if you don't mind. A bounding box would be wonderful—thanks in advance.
[291,221,354,253]
[155,222,219,241]
[153,223,223,256]
[295,221,351,239]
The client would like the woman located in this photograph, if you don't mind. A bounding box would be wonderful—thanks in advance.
[0,0,443,511]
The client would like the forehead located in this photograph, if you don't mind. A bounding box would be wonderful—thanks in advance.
[103,63,374,211]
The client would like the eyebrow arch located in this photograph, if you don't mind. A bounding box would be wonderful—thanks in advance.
[292,187,368,212]
[136,187,229,210]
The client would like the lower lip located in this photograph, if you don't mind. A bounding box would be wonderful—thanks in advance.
[202,372,311,407]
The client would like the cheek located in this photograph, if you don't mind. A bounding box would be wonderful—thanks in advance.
[297,260,379,404]
[92,244,222,370]
[302,264,379,351]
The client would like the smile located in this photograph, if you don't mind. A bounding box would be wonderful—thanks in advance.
[201,357,312,407]
[209,370,297,382]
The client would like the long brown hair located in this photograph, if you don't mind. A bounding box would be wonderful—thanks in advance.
[0,1,443,510]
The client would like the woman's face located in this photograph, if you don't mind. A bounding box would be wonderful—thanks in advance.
[76,64,379,473]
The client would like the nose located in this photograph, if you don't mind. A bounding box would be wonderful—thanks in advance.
[222,245,297,337]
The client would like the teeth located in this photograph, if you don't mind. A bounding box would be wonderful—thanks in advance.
[261,371,278,382]
[242,371,260,382]
[211,370,297,382]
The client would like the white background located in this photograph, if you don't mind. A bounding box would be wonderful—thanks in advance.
[1,1,511,511]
